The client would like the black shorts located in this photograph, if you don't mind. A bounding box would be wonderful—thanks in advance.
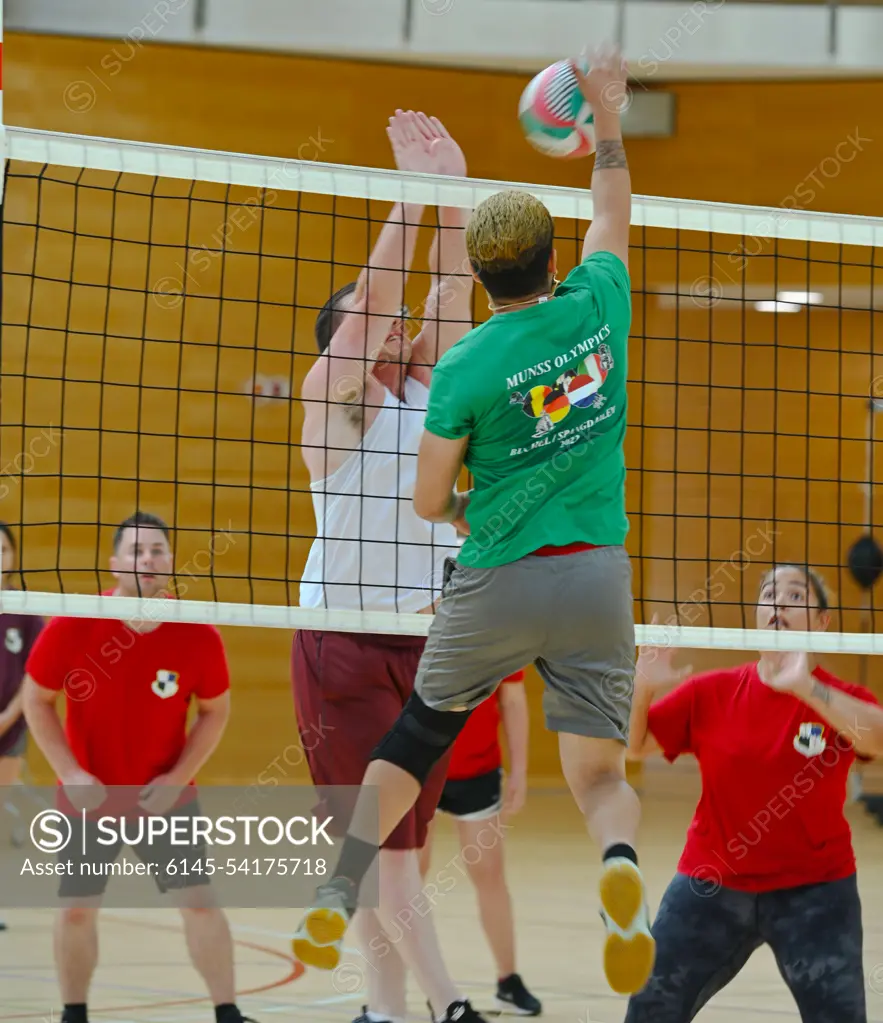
[436,768,502,821]
[57,799,211,899]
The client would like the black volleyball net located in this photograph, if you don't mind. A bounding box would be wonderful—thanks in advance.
[3,124,883,658]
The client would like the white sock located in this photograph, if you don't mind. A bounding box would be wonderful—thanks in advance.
[366,1012,404,1023]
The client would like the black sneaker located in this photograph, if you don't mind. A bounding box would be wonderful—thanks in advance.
[496,974,542,1015]
[217,1011,260,1023]
[438,1000,488,1022]
[352,1007,391,1023]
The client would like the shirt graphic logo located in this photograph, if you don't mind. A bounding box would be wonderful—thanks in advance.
[510,346,613,439]
[151,670,180,699]
[4,628,22,654]
[793,721,826,758]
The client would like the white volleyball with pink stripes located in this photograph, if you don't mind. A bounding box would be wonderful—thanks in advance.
[518,59,596,160]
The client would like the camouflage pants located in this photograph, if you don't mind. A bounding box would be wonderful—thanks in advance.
[624,871,866,1023]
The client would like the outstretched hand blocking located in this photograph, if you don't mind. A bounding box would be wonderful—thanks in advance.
[758,650,813,696]
[635,614,693,692]
[387,109,467,178]
[571,42,630,116]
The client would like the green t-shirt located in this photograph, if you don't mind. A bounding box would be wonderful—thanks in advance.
[424,250,631,569]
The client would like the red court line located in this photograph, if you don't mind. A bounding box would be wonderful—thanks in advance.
[0,915,304,1020]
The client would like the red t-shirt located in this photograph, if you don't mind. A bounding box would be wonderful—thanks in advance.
[648,662,879,893]
[26,613,230,787]
[447,670,525,781]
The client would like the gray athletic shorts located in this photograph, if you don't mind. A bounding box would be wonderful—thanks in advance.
[415,545,635,741]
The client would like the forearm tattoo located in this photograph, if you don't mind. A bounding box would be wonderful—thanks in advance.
[594,140,628,170]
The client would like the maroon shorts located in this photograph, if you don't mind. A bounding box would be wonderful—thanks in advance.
[291,629,451,851]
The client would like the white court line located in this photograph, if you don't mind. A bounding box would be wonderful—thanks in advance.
[308,994,363,1006]
[107,913,361,955]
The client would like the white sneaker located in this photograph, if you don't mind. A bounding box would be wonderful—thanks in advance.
[291,878,355,971]
[598,858,655,995]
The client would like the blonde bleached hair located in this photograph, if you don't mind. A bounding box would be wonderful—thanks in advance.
[466,189,554,299]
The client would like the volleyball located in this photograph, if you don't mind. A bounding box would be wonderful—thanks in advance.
[518,59,596,159]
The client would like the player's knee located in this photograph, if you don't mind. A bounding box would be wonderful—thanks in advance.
[173,887,219,913]
[370,691,471,785]
[58,905,99,927]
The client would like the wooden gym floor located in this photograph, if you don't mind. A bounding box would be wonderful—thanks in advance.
[1,766,882,1023]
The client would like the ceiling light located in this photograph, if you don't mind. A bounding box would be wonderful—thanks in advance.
[775,291,824,304]
[755,301,801,313]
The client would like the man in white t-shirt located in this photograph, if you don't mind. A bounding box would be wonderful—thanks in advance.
[292,110,481,1023]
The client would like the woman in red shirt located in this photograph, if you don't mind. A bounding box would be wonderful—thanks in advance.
[625,564,883,1023]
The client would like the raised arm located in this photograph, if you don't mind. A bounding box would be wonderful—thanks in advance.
[302,110,442,410]
[573,45,631,268]
[301,197,424,409]
[627,624,694,760]
[406,116,474,387]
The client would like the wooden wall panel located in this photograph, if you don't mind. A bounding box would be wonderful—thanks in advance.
[4,33,883,784]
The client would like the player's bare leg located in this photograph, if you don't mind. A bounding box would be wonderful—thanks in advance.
[351,907,408,1023]
[455,816,516,978]
[178,905,237,1004]
[362,760,423,845]
[55,906,99,1013]
[416,818,435,879]
[419,812,541,1015]
[372,849,461,1017]
[291,760,420,959]
[559,733,654,995]
[294,843,463,1019]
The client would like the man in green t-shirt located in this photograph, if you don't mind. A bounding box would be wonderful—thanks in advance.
[293,44,655,1001]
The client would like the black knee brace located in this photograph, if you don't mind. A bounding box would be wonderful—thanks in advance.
[370,691,472,786]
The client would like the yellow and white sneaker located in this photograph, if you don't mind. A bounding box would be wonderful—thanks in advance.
[291,878,357,971]
[599,858,656,995]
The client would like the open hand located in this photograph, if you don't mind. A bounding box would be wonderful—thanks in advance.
[635,613,693,691]
[387,109,467,177]
[571,42,629,116]
[759,650,813,698]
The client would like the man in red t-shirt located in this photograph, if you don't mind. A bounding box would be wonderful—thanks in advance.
[21,512,255,1023]
[419,669,542,1016]
[623,565,883,1022]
